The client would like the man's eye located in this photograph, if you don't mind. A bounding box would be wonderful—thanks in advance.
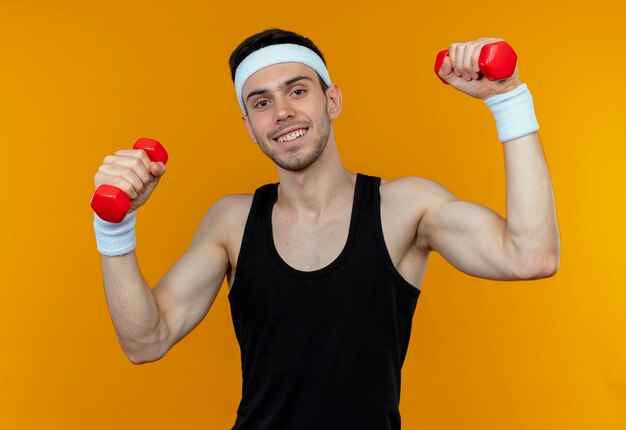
[293,89,306,96]
[254,100,269,108]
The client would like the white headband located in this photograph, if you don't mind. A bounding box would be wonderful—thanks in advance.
[234,43,332,114]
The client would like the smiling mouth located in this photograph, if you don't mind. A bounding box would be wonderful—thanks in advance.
[273,128,308,143]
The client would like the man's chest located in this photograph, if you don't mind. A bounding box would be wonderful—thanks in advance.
[226,181,431,291]
[270,194,425,273]
[271,208,352,272]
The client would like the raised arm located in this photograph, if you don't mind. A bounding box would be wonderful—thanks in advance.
[93,147,233,364]
[416,38,560,280]
[417,132,559,280]
[100,197,233,364]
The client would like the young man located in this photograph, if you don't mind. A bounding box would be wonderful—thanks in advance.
[93,29,560,429]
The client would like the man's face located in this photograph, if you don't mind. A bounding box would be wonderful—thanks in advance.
[241,62,340,171]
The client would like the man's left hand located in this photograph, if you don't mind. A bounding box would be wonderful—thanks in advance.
[438,37,523,99]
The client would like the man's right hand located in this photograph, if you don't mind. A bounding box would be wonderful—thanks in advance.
[94,149,167,212]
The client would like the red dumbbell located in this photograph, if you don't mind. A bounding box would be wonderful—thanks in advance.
[434,40,517,85]
[91,138,169,223]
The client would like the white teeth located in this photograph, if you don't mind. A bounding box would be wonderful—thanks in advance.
[277,128,307,143]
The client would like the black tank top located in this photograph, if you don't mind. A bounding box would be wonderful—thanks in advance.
[228,173,421,430]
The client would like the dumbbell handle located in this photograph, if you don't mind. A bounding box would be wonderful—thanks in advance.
[434,41,517,85]
[90,138,168,223]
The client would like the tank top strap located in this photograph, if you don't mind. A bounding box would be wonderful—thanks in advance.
[353,172,376,219]
[351,172,381,230]
[360,173,381,202]
[234,182,278,277]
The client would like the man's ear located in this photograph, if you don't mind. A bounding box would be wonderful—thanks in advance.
[242,115,258,144]
[326,84,343,120]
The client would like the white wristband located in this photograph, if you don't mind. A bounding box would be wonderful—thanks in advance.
[94,210,137,256]
[484,83,539,142]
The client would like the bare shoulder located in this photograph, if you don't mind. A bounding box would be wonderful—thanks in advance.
[190,193,254,251]
[209,193,254,223]
[380,175,458,207]
[379,176,459,251]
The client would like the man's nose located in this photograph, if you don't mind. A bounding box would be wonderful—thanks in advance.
[274,96,295,122]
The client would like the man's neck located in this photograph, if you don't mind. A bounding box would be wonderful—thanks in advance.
[274,138,355,217]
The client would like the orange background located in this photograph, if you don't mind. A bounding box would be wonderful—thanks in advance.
[1,0,624,429]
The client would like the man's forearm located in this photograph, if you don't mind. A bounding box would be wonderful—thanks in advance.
[503,131,560,274]
[101,252,167,363]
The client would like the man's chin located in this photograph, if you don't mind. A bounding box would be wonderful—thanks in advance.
[272,148,324,172]
[274,158,316,172]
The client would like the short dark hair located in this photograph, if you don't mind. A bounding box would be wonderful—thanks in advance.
[229,28,329,94]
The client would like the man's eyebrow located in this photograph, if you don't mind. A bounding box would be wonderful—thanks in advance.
[245,75,314,102]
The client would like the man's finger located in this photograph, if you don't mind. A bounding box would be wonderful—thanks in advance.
[438,55,455,82]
